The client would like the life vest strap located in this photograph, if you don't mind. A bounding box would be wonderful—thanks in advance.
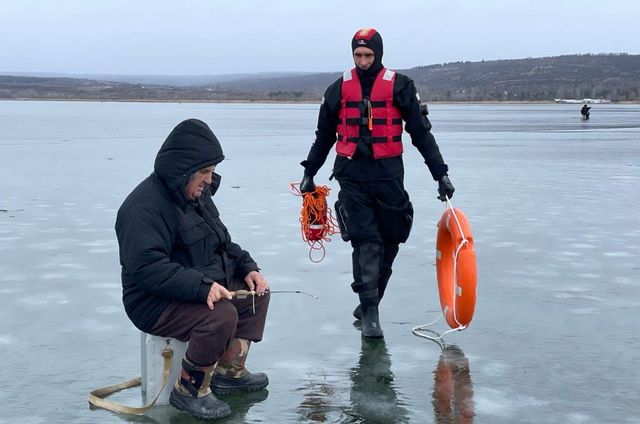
[341,117,402,126]
[338,135,401,143]
[344,100,388,109]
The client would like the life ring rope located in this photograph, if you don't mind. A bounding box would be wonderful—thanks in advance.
[446,196,469,330]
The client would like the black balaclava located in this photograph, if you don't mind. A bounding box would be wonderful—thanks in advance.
[351,28,384,81]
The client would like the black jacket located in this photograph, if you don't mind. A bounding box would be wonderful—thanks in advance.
[115,119,259,332]
[303,68,448,181]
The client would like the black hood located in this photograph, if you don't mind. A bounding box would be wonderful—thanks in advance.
[352,28,384,79]
[154,118,224,205]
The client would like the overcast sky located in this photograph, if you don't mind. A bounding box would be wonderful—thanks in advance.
[2,0,639,76]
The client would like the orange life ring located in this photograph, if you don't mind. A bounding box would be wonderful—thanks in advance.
[435,207,477,329]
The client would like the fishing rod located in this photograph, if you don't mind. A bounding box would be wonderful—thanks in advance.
[268,290,319,299]
[230,289,318,300]
[229,289,318,314]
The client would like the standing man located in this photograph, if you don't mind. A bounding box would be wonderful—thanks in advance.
[299,28,455,338]
[116,119,270,420]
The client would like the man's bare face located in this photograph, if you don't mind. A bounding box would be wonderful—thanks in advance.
[353,47,375,71]
[186,165,215,199]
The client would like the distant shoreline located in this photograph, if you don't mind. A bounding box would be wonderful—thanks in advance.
[3,97,637,105]
[4,54,639,103]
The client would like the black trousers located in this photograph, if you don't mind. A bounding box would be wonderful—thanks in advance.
[337,177,410,297]
[150,277,269,366]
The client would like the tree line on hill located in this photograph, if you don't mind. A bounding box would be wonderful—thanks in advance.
[1,54,638,102]
[405,54,639,101]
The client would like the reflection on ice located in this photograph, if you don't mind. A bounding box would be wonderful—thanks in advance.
[294,338,412,423]
[350,338,410,423]
[296,379,345,423]
[433,345,475,423]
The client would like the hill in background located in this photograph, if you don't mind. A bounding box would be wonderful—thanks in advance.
[405,54,640,101]
[1,53,638,102]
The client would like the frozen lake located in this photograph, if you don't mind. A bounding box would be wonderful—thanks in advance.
[0,101,639,423]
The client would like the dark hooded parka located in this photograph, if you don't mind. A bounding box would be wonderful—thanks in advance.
[115,119,259,332]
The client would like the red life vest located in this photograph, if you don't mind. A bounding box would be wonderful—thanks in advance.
[336,67,403,159]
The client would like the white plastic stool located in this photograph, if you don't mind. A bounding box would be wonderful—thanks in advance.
[140,333,188,405]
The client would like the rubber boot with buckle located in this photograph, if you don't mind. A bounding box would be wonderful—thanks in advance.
[169,358,231,420]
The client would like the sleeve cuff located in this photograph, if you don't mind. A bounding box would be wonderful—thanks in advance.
[198,277,214,302]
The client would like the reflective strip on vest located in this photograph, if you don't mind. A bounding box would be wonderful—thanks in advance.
[382,69,395,81]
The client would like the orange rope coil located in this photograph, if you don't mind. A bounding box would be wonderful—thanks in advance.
[290,183,339,262]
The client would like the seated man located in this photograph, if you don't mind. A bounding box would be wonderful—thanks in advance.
[581,104,591,119]
[115,118,270,420]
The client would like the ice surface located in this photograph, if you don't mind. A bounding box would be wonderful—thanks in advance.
[0,101,638,423]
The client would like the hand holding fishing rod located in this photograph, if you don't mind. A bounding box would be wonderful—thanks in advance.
[206,282,233,310]
[205,270,270,310]
[229,288,319,315]
[243,270,269,296]
[230,289,319,300]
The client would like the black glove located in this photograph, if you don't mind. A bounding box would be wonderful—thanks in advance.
[300,174,316,193]
[437,175,455,201]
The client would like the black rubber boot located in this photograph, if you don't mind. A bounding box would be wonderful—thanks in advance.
[353,304,364,320]
[354,259,395,319]
[169,359,231,420]
[352,242,384,338]
[211,371,269,395]
[352,267,390,319]
[361,305,383,338]
[353,242,398,321]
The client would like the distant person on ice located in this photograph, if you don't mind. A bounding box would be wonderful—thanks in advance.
[298,28,455,338]
[581,104,591,120]
[115,119,270,420]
